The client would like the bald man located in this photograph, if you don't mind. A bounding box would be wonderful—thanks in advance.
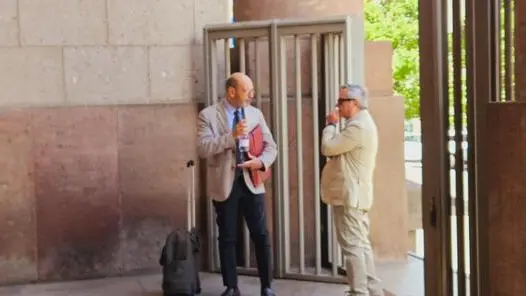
[197,73,278,296]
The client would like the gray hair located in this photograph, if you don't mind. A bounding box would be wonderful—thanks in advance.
[341,84,368,109]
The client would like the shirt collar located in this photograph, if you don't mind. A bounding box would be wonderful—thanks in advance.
[223,99,237,114]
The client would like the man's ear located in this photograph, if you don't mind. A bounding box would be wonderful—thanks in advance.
[227,87,235,98]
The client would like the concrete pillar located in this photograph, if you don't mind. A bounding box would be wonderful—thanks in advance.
[234,0,408,262]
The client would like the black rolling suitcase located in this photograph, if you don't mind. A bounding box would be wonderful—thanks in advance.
[159,160,201,296]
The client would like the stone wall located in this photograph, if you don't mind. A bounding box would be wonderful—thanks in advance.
[0,0,230,284]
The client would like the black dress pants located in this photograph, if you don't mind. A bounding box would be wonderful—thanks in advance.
[213,176,272,290]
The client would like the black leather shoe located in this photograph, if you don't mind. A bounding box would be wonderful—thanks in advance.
[221,287,241,296]
[261,288,276,296]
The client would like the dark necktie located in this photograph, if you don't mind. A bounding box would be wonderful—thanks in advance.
[233,109,244,177]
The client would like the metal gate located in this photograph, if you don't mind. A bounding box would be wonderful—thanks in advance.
[202,16,364,282]
[419,0,516,295]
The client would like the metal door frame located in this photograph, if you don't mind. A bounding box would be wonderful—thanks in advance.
[202,15,364,282]
[418,1,450,294]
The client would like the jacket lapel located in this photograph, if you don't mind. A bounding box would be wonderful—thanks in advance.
[216,99,230,135]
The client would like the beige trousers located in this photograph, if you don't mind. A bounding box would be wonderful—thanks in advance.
[332,206,384,296]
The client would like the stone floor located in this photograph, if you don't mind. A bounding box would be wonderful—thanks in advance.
[0,258,424,296]
[376,256,424,296]
[0,273,351,296]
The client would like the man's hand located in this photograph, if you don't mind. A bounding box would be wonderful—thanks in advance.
[233,119,248,139]
[237,153,264,170]
[326,110,339,125]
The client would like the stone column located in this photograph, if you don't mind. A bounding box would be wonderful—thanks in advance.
[233,0,409,264]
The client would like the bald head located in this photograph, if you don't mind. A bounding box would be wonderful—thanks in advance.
[225,72,254,108]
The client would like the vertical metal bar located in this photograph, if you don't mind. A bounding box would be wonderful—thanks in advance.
[211,40,219,104]
[211,39,221,271]
[269,21,284,279]
[452,0,466,293]
[328,34,335,111]
[243,21,252,261]
[203,28,216,272]
[243,227,250,268]
[191,167,196,228]
[323,34,334,271]
[337,29,348,277]
[330,33,340,277]
[235,37,250,268]
[331,214,339,276]
[239,38,246,73]
[280,35,291,274]
[325,33,335,275]
[225,38,231,77]
[203,29,211,106]
[324,35,330,112]
[465,1,479,294]
[334,34,345,130]
[504,0,513,101]
[333,34,340,112]
[490,0,500,102]
[466,0,493,293]
[294,35,305,275]
[255,38,263,109]
[491,0,501,101]
[440,0,453,294]
[187,166,192,231]
[311,33,322,276]
[327,205,333,268]
[339,34,345,85]
[333,33,344,270]
[419,0,451,294]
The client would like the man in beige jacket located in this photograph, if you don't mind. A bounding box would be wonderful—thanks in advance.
[320,84,383,296]
[197,73,277,296]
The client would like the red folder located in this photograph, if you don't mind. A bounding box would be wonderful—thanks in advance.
[248,124,271,187]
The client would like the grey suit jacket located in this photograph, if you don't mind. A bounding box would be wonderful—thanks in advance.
[320,110,378,211]
[197,99,278,202]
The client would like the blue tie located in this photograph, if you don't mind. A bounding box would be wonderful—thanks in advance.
[233,109,244,177]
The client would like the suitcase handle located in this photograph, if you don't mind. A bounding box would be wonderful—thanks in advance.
[186,160,196,231]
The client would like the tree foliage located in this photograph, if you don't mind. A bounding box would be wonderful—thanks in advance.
[364,0,420,119]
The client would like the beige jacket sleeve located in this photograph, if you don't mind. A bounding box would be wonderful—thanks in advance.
[321,122,362,157]
[196,110,236,159]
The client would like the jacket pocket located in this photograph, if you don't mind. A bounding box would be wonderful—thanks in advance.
[321,160,347,205]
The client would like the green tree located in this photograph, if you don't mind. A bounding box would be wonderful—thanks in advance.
[364,0,420,119]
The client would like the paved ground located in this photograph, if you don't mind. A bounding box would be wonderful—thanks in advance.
[0,272,353,296]
[0,257,425,296]
[376,257,424,296]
